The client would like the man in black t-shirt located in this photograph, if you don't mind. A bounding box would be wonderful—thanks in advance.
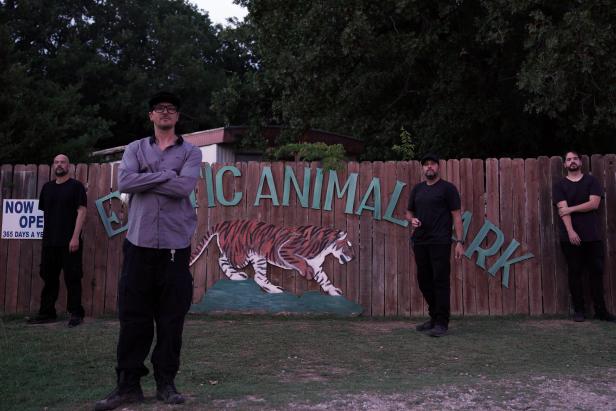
[553,150,615,323]
[406,154,464,337]
[27,154,87,327]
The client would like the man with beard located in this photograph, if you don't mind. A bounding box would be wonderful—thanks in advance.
[27,154,87,327]
[96,92,202,411]
[405,153,464,337]
[553,150,615,323]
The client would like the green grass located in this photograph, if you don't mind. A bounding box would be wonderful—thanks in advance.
[1,315,616,410]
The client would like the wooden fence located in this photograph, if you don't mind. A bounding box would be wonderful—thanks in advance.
[1,155,615,317]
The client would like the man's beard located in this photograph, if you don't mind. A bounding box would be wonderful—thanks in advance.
[55,168,68,177]
[567,163,580,172]
[158,122,174,131]
[425,171,438,180]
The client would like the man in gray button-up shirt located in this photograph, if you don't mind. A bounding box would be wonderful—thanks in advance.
[96,91,202,411]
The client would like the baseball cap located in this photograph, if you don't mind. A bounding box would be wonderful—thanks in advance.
[420,153,440,164]
[149,91,181,110]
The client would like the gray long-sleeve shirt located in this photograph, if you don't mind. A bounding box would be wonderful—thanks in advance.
[118,136,202,249]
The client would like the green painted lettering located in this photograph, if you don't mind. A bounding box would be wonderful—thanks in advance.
[255,166,280,206]
[215,166,242,206]
[355,177,382,219]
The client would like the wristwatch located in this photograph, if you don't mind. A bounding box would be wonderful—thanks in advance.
[454,239,464,244]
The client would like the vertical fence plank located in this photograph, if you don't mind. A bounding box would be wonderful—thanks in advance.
[604,155,616,313]
[82,164,99,316]
[525,158,543,314]
[447,159,463,315]
[5,165,26,313]
[395,162,411,317]
[551,156,569,313]
[382,162,398,316]
[191,161,209,303]
[268,162,285,292]
[332,163,348,296]
[370,162,385,316]
[461,159,477,314]
[15,165,37,314]
[346,162,361,304]
[280,162,297,294]
[538,156,557,314]
[591,154,607,316]
[409,160,425,316]
[512,159,529,314]
[0,165,14,312]
[472,159,490,315]
[29,165,50,314]
[293,162,310,295]
[486,158,502,315]
[91,163,110,316]
[206,163,223,288]
[499,158,516,314]
[102,163,122,314]
[307,162,323,292]
[358,162,373,314]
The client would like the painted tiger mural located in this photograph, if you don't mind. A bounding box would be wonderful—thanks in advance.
[190,219,355,296]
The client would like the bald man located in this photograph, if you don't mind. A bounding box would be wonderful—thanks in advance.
[27,154,87,327]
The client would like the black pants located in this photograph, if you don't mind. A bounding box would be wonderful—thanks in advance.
[413,243,451,326]
[116,240,193,386]
[560,241,608,316]
[38,244,84,318]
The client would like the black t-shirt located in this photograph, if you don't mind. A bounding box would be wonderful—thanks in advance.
[407,179,461,244]
[39,178,87,246]
[552,174,603,242]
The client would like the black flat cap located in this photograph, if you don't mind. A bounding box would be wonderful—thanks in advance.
[420,153,440,164]
[149,91,181,110]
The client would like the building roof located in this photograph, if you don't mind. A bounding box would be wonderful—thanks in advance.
[183,126,364,155]
[91,126,365,159]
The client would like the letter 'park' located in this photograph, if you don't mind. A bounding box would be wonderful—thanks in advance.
[96,163,533,288]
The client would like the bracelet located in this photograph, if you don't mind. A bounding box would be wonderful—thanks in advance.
[454,239,464,244]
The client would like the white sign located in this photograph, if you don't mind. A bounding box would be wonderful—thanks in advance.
[1,199,44,239]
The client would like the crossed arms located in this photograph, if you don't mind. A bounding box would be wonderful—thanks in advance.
[118,143,202,198]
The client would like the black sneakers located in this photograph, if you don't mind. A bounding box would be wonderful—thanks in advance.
[415,320,435,332]
[94,386,144,411]
[156,382,185,404]
[68,315,83,328]
[429,324,448,337]
[26,314,58,324]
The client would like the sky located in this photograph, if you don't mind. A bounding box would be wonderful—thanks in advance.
[188,0,248,25]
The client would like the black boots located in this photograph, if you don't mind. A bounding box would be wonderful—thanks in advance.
[95,371,186,409]
[94,372,144,411]
[156,382,185,404]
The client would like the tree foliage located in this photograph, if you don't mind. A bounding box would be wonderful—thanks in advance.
[237,0,616,158]
[0,0,229,163]
[1,0,616,163]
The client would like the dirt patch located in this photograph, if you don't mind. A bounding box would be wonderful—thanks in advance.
[283,372,616,410]
[277,364,350,383]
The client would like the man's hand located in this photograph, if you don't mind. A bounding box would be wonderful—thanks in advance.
[558,206,572,217]
[567,229,581,246]
[410,218,422,228]
[454,242,464,260]
[69,237,80,253]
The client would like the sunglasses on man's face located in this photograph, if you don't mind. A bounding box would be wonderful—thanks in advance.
[152,105,178,114]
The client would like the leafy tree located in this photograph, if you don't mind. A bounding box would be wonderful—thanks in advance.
[0,0,231,162]
[237,0,616,158]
